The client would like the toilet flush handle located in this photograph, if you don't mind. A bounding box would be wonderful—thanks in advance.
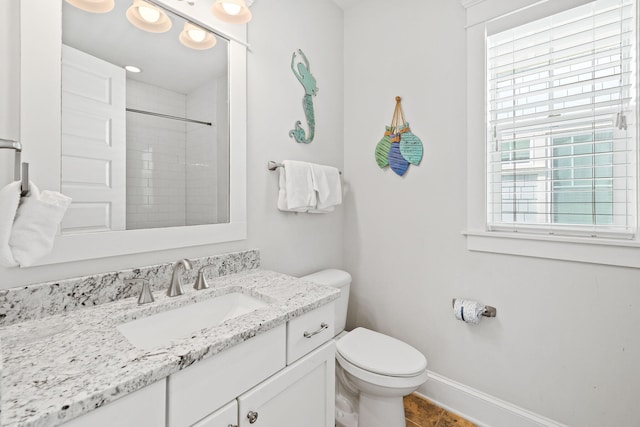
[304,322,329,338]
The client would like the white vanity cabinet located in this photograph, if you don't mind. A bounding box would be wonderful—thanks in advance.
[61,378,165,427]
[62,302,336,427]
[168,325,287,427]
[170,302,336,427]
[237,341,335,427]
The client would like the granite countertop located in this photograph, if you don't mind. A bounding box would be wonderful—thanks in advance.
[0,269,340,427]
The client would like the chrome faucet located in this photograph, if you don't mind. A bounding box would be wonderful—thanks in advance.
[167,259,193,297]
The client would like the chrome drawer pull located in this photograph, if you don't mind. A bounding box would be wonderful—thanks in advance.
[304,322,328,338]
[247,411,259,424]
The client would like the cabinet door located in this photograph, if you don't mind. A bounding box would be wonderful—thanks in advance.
[237,341,335,427]
[168,325,286,427]
[61,379,165,427]
[191,400,237,427]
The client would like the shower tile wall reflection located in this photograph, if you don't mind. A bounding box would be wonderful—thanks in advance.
[125,77,228,230]
[126,80,187,229]
[186,78,227,226]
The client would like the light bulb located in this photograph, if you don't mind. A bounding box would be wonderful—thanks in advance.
[187,29,206,42]
[221,2,242,15]
[138,5,160,23]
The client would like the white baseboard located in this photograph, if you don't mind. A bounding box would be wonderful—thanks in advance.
[417,371,568,427]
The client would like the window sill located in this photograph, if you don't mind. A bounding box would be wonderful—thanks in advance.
[463,230,640,268]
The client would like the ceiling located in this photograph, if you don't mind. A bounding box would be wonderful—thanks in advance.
[62,1,228,94]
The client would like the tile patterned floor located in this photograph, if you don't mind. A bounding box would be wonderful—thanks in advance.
[404,394,476,427]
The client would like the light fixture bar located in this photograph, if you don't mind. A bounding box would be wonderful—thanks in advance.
[142,0,252,48]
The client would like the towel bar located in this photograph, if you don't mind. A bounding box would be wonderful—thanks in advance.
[268,160,342,175]
[0,139,29,196]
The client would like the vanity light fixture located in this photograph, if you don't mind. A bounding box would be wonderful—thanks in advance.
[124,65,142,73]
[64,0,114,13]
[179,22,217,50]
[126,0,172,33]
[211,0,252,24]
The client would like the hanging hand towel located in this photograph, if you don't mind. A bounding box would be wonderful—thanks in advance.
[277,168,308,212]
[0,181,21,267]
[283,160,316,210]
[9,182,71,267]
[310,163,342,210]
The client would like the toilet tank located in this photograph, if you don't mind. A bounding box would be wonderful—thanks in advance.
[301,269,351,335]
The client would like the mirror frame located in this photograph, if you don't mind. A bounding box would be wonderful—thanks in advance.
[20,0,247,265]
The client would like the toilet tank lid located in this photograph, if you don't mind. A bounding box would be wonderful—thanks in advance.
[301,269,352,288]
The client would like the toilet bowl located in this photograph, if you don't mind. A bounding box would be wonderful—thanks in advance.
[301,269,428,427]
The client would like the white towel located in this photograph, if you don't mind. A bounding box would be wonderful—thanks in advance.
[277,168,307,213]
[9,182,71,267]
[282,160,316,210]
[310,163,342,210]
[0,181,21,267]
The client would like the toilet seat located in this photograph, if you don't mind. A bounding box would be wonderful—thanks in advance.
[335,327,428,390]
[336,351,428,390]
[336,327,427,377]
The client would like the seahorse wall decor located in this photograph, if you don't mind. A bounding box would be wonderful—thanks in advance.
[289,49,317,144]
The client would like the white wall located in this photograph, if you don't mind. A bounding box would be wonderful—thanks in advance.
[245,0,345,275]
[0,0,344,287]
[343,1,640,426]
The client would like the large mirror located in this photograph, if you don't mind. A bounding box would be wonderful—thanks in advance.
[61,1,229,234]
[18,0,247,264]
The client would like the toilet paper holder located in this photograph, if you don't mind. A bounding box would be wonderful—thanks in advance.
[451,298,497,317]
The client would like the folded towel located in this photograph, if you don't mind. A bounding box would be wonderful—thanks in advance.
[0,181,21,267]
[277,168,307,213]
[9,182,71,267]
[310,163,342,210]
[283,160,316,210]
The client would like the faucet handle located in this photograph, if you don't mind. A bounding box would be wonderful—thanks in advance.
[127,279,155,305]
[194,271,209,290]
[194,264,218,291]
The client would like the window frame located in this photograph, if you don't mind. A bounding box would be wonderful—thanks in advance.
[464,0,640,268]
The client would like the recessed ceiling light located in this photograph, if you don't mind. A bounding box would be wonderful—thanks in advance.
[125,65,142,73]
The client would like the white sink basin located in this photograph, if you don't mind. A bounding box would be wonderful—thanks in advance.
[117,292,268,350]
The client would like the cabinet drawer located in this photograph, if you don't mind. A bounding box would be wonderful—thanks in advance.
[191,399,237,427]
[168,325,286,427]
[286,302,334,364]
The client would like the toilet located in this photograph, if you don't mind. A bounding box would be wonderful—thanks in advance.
[301,269,428,427]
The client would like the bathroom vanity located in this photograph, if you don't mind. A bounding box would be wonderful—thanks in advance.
[0,266,339,427]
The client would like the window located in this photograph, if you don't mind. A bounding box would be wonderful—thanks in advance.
[486,0,637,238]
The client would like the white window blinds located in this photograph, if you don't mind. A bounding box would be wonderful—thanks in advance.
[486,0,637,238]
